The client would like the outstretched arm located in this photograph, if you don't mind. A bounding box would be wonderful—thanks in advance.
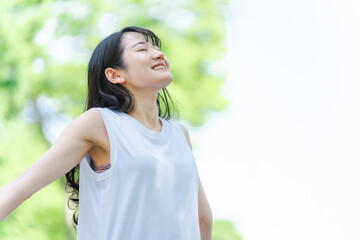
[0,108,103,222]
[178,123,213,240]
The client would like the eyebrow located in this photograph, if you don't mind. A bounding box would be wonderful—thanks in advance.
[130,41,146,49]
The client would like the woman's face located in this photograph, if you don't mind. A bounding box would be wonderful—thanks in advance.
[120,32,173,91]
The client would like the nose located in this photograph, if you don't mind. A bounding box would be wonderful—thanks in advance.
[152,49,165,60]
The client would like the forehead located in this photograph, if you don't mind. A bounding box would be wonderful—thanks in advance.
[122,32,148,49]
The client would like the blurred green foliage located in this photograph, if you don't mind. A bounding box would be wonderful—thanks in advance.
[0,0,228,123]
[213,221,242,240]
[0,120,72,238]
[0,0,233,239]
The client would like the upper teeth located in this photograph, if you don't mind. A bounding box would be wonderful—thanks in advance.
[154,65,165,70]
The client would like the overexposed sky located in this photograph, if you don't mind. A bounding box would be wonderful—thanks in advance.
[192,0,360,239]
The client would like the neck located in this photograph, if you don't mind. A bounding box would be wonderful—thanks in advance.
[127,89,162,131]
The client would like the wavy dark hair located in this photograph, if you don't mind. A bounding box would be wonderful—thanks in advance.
[65,26,176,228]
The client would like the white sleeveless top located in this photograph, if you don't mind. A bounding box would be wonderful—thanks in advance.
[77,108,200,240]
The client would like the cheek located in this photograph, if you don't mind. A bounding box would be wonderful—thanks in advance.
[164,57,170,68]
[126,58,149,76]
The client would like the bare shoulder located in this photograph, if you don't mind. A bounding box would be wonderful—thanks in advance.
[62,108,106,147]
[77,108,103,126]
[72,108,103,131]
[177,122,192,150]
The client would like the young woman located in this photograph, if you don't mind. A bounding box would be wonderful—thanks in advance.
[0,26,212,239]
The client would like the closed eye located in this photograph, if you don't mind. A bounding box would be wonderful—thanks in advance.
[137,48,147,51]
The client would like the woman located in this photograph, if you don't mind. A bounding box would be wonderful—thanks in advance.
[0,26,212,239]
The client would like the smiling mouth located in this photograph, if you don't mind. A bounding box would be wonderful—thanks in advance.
[152,64,167,70]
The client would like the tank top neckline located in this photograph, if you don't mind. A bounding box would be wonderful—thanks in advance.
[117,111,168,139]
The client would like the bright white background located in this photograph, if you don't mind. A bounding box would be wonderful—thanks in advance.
[191,0,360,239]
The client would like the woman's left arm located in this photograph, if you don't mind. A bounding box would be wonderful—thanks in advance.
[198,178,213,239]
[178,123,213,240]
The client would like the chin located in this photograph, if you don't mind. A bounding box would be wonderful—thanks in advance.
[157,74,173,89]
[164,75,173,86]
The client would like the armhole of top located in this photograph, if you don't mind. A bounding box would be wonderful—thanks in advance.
[175,122,200,184]
[81,108,115,181]
[174,122,193,151]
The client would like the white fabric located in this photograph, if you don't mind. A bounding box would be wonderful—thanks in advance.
[77,107,200,240]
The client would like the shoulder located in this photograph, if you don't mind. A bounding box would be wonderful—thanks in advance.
[79,107,102,118]
[177,122,190,138]
[70,108,107,145]
[75,108,104,129]
[176,122,192,150]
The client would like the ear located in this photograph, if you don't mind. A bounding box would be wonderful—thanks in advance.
[105,68,126,84]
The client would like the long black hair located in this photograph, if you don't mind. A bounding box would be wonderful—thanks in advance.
[65,26,176,228]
